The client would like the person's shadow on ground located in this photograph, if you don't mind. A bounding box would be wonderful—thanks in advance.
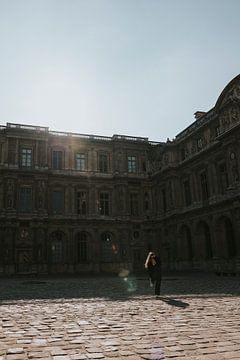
[158,297,189,308]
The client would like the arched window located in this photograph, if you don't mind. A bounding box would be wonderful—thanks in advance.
[76,232,88,263]
[225,218,236,258]
[100,232,118,262]
[50,231,64,263]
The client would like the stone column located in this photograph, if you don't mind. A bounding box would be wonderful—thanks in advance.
[15,139,19,166]
[35,140,38,167]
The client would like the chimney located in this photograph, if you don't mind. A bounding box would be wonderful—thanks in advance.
[194,111,206,120]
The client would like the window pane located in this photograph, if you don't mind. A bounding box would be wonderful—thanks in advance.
[19,187,32,212]
[183,179,192,206]
[128,156,136,173]
[100,233,117,262]
[200,171,209,200]
[99,154,108,173]
[52,240,63,263]
[21,149,32,167]
[100,192,109,215]
[52,151,63,169]
[76,153,86,171]
[77,232,88,263]
[130,193,139,215]
[76,191,87,215]
[52,190,64,213]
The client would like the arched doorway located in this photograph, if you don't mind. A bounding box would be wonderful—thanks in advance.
[195,221,213,260]
[215,216,236,259]
[178,225,193,269]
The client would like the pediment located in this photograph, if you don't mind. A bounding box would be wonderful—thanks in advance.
[215,74,240,109]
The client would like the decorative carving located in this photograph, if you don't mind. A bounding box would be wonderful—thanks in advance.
[220,110,230,129]
[6,179,14,208]
[38,180,45,209]
[230,107,239,124]
[229,150,239,183]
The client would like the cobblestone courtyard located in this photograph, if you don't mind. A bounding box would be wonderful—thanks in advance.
[0,273,240,360]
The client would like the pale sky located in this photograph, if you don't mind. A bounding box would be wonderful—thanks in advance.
[0,0,240,141]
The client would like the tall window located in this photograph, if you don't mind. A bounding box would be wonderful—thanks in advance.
[52,190,64,213]
[99,153,108,173]
[130,193,139,215]
[76,191,87,215]
[200,170,209,200]
[100,232,117,262]
[76,232,88,263]
[76,153,86,171]
[21,148,32,167]
[183,179,192,206]
[52,150,63,170]
[51,232,64,263]
[128,156,137,173]
[219,163,229,193]
[99,192,110,216]
[19,187,32,212]
[144,192,149,212]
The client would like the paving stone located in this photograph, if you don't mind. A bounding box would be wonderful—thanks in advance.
[0,275,240,359]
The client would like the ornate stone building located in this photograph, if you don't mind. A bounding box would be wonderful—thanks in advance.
[0,74,240,275]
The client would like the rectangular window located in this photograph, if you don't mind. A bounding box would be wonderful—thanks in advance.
[219,163,229,193]
[52,190,64,213]
[76,191,87,215]
[183,179,192,206]
[21,149,32,167]
[19,187,32,212]
[128,156,137,173]
[99,153,108,173]
[130,193,139,215]
[52,151,63,170]
[200,171,209,200]
[99,192,109,216]
[76,153,86,171]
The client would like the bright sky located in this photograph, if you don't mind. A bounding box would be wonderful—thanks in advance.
[0,0,240,141]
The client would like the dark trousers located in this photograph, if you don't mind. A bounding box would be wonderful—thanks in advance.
[155,277,161,295]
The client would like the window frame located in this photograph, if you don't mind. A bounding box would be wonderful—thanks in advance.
[20,148,32,168]
[98,153,108,173]
[52,189,65,214]
[19,186,32,213]
[75,153,86,171]
[52,150,63,170]
[99,191,110,216]
[127,155,137,173]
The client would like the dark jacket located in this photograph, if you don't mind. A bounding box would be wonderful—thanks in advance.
[148,256,162,280]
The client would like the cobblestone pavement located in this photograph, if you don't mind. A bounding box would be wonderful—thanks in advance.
[0,273,240,360]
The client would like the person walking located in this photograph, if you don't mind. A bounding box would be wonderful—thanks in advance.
[144,251,162,296]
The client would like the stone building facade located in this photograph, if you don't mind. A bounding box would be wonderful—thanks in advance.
[0,74,240,275]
